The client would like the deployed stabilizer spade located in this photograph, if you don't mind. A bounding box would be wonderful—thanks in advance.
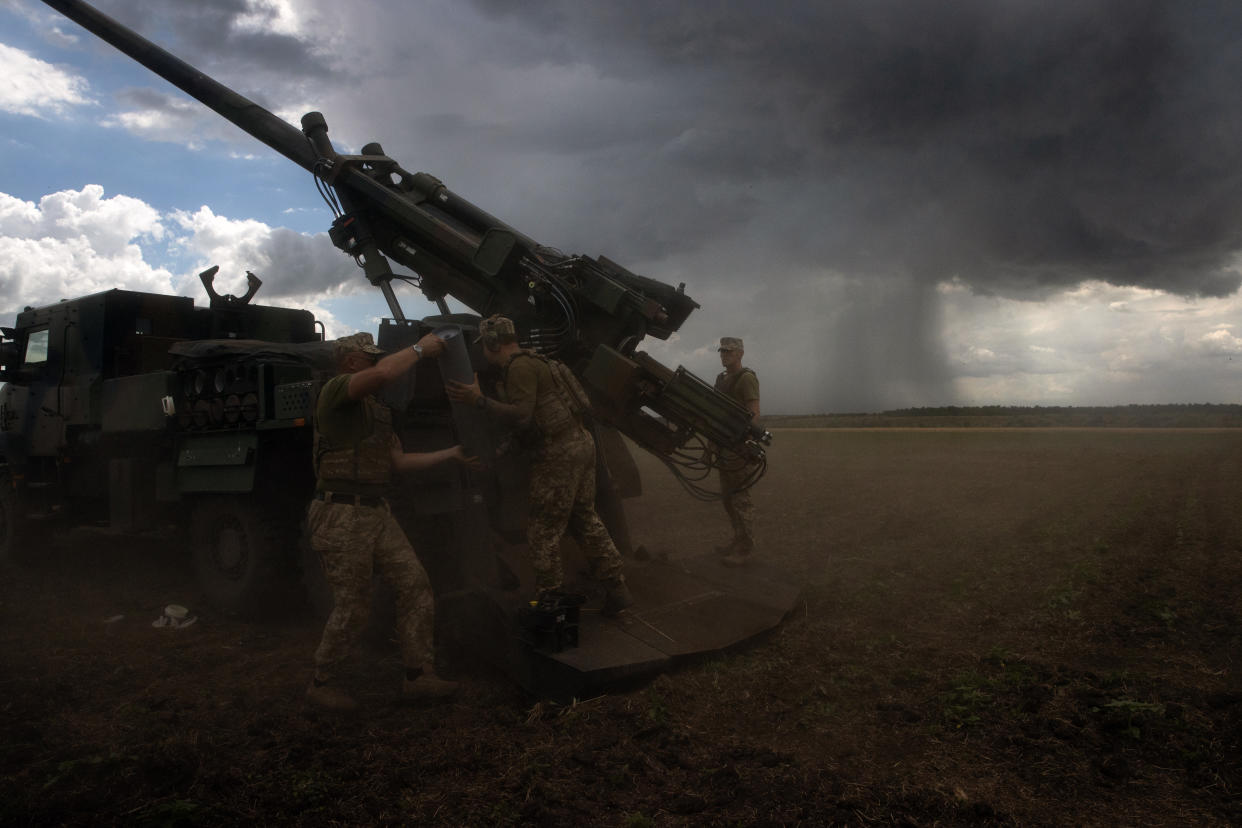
[40,0,798,699]
[512,554,801,699]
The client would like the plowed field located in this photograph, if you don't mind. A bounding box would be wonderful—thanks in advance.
[3,428,1241,825]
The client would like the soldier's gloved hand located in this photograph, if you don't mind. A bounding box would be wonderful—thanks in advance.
[415,333,446,359]
[445,375,482,406]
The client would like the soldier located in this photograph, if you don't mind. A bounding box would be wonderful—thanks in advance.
[306,332,477,713]
[715,336,761,567]
[445,316,634,615]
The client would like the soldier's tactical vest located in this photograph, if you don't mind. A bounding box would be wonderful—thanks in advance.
[313,395,394,487]
[500,351,590,439]
[715,366,757,403]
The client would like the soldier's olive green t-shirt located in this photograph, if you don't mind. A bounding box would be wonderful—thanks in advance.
[316,374,366,443]
[721,369,760,404]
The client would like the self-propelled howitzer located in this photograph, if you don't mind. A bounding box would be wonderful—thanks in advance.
[34,0,801,700]
[41,0,769,495]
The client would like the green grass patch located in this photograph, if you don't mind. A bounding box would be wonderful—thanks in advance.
[934,653,1043,731]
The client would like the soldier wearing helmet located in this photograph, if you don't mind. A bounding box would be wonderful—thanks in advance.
[445,316,633,615]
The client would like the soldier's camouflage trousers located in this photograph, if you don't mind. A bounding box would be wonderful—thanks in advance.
[719,458,756,552]
[307,499,435,681]
[528,427,624,592]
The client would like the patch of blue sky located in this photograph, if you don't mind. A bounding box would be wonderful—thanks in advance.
[3,6,319,233]
[4,108,310,227]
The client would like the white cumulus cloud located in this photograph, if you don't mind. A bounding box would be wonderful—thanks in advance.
[0,42,91,118]
[168,206,353,305]
[0,187,171,315]
[0,186,348,328]
[1197,327,1242,355]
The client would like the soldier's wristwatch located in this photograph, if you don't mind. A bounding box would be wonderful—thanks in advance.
[474,395,487,410]
[411,344,423,358]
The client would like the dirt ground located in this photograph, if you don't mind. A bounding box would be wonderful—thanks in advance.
[2,428,1241,826]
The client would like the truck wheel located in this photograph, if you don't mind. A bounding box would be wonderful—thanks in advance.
[190,496,288,617]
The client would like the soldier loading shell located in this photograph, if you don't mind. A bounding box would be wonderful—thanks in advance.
[445,316,634,616]
[306,332,479,713]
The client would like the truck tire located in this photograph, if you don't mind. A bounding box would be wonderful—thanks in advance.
[190,496,288,617]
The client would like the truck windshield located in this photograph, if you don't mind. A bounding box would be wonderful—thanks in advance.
[24,328,49,365]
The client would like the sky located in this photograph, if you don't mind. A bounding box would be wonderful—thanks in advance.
[4,0,1242,413]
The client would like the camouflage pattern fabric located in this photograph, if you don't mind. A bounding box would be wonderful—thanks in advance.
[527,425,624,592]
[475,314,516,345]
[332,331,385,361]
[719,456,755,552]
[715,367,760,553]
[307,499,435,681]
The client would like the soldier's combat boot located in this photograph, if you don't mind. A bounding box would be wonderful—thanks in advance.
[401,665,458,701]
[602,579,634,616]
[306,679,358,713]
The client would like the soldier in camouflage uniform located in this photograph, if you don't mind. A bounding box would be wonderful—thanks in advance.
[306,332,477,713]
[445,316,634,615]
[715,336,761,567]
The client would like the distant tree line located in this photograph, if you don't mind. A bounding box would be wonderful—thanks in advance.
[764,404,1242,429]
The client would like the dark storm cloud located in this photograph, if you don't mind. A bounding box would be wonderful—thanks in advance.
[41,0,1242,410]
[46,0,1242,299]
[467,0,1242,299]
[77,0,331,81]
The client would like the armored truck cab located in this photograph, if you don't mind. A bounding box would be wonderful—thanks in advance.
[0,285,323,614]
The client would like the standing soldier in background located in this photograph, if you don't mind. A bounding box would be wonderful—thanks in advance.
[445,316,634,615]
[306,332,477,713]
[715,336,761,567]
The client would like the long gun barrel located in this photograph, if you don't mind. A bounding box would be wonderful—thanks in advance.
[42,0,770,489]
[41,0,316,171]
